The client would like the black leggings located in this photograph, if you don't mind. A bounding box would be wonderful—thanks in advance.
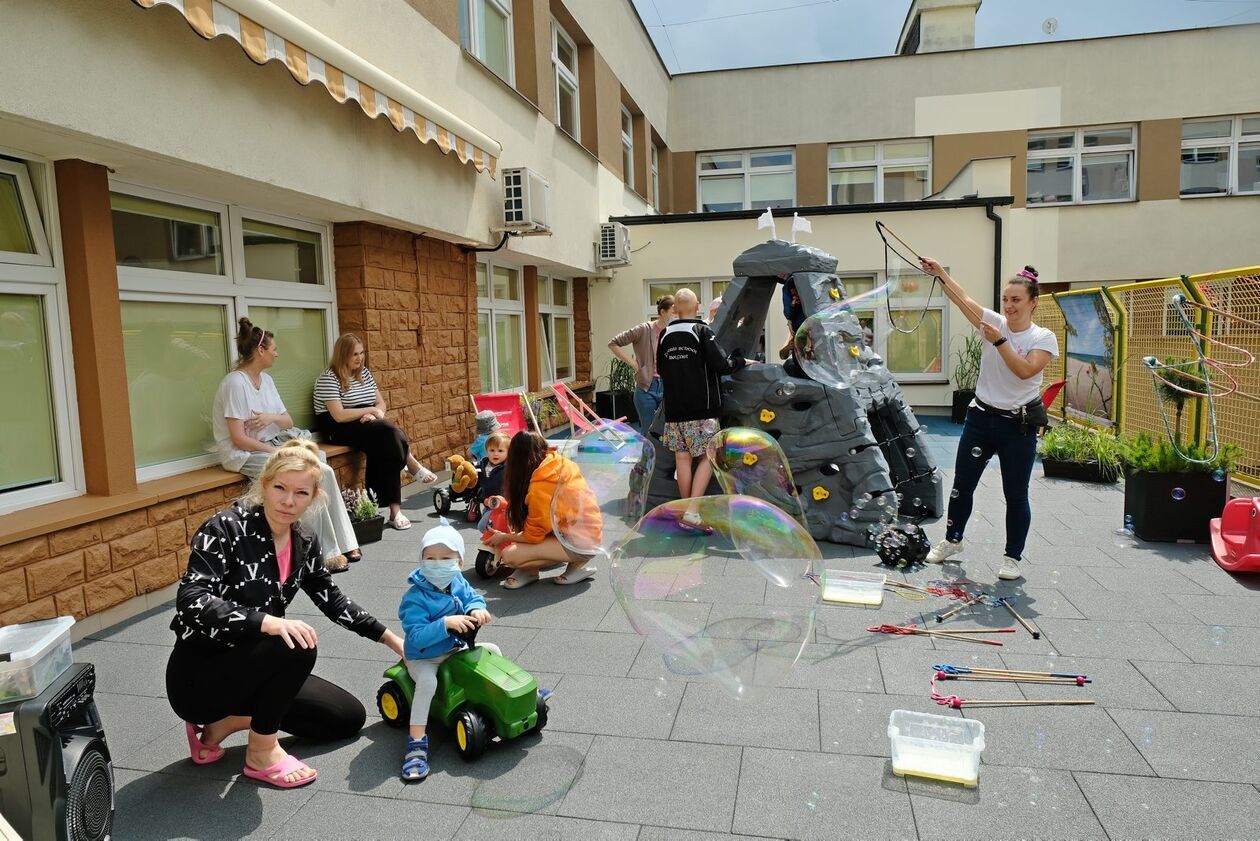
[166,636,365,738]
[317,412,410,507]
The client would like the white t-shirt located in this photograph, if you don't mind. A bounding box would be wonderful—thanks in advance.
[212,370,287,472]
[974,309,1059,411]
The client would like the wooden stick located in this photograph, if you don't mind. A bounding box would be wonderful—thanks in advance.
[880,222,925,262]
[958,699,1095,708]
[961,668,1085,678]
[1000,598,1041,639]
[915,630,1004,646]
[944,675,1088,685]
[923,628,1017,634]
[935,595,983,623]
[885,581,931,593]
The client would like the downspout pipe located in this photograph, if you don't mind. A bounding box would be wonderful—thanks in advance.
[985,201,1003,309]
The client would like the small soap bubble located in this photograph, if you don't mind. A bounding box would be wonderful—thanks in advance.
[849,507,860,518]
[905,447,916,458]
[950,489,960,499]
[971,447,983,458]
[912,498,922,507]
[775,381,797,398]
[1212,469,1226,482]
[1171,487,1186,501]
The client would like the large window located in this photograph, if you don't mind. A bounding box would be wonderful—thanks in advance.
[538,276,574,384]
[552,22,580,141]
[1180,116,1260,197]
[476,260,525,393]
[621,107,635,188]
[697,149,795,212]
[828,140,931,205]
[0,154,80,515]
[1026,126,1135,206]
[112,182,335,480]
[839,275,946,381]
[464,0,513,83]
[644,279,731,321]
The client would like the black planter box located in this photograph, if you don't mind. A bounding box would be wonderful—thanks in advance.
[351,515,385,545]
[1124,470,1228,543]
[1042,458,1118,484]
[595,391,638,424]
[951,390,975,424]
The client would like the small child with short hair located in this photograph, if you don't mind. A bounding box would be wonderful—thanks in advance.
[397,519,497,782]
[474,430,511,530]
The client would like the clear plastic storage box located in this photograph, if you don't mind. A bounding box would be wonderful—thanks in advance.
[887,709,985,786]
[0,615,76,704]
[821,569,886,605]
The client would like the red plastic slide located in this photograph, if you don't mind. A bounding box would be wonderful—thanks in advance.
[1210,497,1260,573]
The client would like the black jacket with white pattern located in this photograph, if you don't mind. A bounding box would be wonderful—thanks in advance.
[170,502,386,647]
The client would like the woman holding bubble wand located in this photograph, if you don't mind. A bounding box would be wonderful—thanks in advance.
[916,257,1059,581]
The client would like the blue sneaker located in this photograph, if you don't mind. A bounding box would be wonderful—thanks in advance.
[401,735,429,782]
[539,688,554,704]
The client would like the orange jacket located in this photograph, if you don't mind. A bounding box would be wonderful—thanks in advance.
[521,452,603,547]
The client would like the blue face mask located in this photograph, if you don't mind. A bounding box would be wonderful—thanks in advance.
[420,559,461,590]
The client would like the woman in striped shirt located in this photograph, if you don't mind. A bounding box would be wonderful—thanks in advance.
[314,334,435,530]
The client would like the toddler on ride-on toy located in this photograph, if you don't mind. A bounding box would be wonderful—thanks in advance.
[433,431,510,523]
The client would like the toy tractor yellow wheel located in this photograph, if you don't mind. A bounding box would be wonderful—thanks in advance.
[376,682,410,729]
[454,709,490,761]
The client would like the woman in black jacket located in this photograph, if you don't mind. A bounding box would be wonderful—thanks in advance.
[167,440,405,789]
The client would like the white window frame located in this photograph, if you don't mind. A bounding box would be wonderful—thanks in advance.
[839,273,949,384]
[465,0,515,85]
[111,180,337,481]
[643,278,731,320]
[696,148,796,212]
[827,140,932,205]
[1026,125,1137,207]
[621,106,635,189]
[538,275,574,386]
[476,258,527,393]
[1180,115,1260,198]
[650,145,660,211]
[0,151,83,515]
[551,21,580,142]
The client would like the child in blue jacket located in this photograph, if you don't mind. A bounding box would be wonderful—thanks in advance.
[398,519,497,782]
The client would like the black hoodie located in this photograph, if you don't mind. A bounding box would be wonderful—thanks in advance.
[656,317,746,422]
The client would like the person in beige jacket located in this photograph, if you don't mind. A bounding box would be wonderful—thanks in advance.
[607,294,675,430]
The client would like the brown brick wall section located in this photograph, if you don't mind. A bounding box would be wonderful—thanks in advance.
[2,451,359,626]
[573,278,592,383]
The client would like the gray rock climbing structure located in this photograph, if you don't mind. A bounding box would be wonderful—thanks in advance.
[642,239,943,548]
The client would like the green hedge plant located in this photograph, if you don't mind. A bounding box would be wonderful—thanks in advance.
[1119,431,1240,474]
[1038,423,1125,481]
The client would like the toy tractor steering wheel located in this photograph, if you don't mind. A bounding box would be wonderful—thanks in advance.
[453,613,479,648]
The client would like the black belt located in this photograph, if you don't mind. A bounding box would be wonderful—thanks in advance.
[974,398,1020,417]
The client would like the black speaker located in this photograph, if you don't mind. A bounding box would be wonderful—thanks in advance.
[0,663,114,840]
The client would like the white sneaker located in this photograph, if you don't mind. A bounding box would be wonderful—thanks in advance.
[925,539,962,564]
[997,556,1023,581]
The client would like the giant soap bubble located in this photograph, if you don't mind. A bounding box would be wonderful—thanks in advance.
[706,427,806,525]
[792,306,866,388]
[551,421,655,559]
[610,496,820,700]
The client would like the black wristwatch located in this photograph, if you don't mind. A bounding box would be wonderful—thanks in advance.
[992,337,1008,348]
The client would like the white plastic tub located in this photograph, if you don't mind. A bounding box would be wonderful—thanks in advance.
[887,709,985,786]
[0,616,75,703]
[821,569,886,606]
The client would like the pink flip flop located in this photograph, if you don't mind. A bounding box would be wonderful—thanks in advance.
[184,722,224,765]
[241,754,318,789]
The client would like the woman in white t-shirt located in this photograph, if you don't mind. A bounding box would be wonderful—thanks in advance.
[916,260,1060,582]
[212,318,360,571]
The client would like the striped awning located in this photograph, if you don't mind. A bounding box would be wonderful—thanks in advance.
[132,0,500,175]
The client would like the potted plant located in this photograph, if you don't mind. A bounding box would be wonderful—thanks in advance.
[1119,432,1238,543]
[950,334,982,423]
[1038,423,1123,483]
[594,359,639,424]
[342,487,385,545]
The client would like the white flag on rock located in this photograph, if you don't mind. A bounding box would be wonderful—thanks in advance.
[757,208,778,241]
[790,213,812,244]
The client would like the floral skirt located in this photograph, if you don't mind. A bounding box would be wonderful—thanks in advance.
[663,418,720,457]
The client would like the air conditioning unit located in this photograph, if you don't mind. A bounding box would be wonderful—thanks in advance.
[597,221,631,267]
[498,167,551,234]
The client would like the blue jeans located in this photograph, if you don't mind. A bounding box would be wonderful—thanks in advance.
[945,406,1038,559]
[633,379,664,433]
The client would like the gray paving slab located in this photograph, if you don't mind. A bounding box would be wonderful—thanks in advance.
[1164,561,1260,596]
[1082,566,1214,595]
[733,750,916,841]
[74,638,169,697]
[487,586,622,632]
[981,587,1085,620]
[877,648,1026,701]
[670,682,820,750]
[1108,707,1260,782]
[1168,592,1260,626]
[1132,660,1260,714]
[1022,545,1122,568]
[910,765,1107,841]
[1045,587,1203,625]
[557,736,742,832]
[454,813,640,841]
[110,767,315,841]
[594,595,711,634]
[637,828,782,841]
[1152,621,1260,665]
[86,603,176,644]
[94,692,184,765]
[996,653,1175,711]
[1035,618,1189,661]
[1074,771,1260,841]
[536,673,684,739]
[819,690,949,759]
[778,641,884,694]
[1027,567,1111,593]
[965,706,1154,775]
[271,789,468,840]
[515,629,644,677]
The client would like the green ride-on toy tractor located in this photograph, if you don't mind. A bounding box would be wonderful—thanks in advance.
[376,623,550,761]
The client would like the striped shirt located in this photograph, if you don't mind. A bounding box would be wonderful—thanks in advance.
[313,368,379,415]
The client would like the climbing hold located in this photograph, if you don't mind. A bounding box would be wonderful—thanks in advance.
[849,345,861,358]
[759,408,776,423]
[829,287,840,300]
[812,486,830,502]
[742,452,758,466]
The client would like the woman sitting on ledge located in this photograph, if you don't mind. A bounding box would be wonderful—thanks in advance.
[313,333,435,531]
[167,440,405,789]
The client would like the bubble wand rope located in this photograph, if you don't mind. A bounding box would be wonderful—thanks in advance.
[1145,294,1222,464]
[876,220,941,335]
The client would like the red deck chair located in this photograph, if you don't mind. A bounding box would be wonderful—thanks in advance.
[471,393,539,437]
[549,383,624,436]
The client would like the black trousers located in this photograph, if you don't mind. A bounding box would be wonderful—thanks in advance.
[166,635,365,738]
[317,412,410,507]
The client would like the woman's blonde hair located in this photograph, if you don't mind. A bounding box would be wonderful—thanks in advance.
[328,333,366,392]
[243,440,325,507]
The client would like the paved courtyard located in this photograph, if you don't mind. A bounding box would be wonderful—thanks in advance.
[76,422,1260,840]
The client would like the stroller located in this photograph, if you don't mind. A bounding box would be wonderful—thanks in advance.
[432,392,541,520]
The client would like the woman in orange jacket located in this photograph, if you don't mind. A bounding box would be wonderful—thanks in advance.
[484,431,602,589]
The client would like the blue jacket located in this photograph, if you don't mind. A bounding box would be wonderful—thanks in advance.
[398,568,487,660]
